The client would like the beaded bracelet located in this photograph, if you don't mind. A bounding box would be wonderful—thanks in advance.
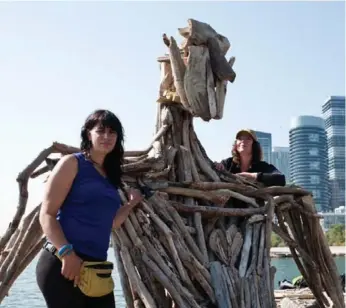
[57,244,73,258]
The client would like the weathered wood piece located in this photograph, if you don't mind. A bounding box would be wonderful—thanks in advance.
[208,36,236,82]
[210,261,232,308]
[162,34,191,113]
[178,19,230,56]
[184,46,212,121]
[159,62,175,96]
[214,57,235,119]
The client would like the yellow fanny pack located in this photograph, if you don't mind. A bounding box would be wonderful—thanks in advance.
[78,261,115,297]
[52,245,114,297]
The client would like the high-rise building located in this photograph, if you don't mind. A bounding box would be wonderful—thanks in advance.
[322,96,345,209]
[272,147,290,182]
[254,131,272,163]
[289,116,329,212]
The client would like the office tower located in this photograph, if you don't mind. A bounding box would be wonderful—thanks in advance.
[289,116,329,212]
[272,147,290,182]
[322,96,345,209]
[254,131,272,163]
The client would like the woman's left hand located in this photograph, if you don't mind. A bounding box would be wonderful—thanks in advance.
[237,172,258,180]
[127,188,144,207]
[112,188,144,230]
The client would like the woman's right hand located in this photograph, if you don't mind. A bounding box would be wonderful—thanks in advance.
[61,251,83,286]
[214,162,225,171]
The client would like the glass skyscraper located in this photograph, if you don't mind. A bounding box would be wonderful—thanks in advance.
[289,116,329,212]
[322,96,345,209]
[254,131,272,163]
[272,147,290,182]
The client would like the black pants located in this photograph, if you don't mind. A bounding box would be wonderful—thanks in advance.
[36,249,116,308]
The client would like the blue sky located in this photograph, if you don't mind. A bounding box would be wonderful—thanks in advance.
[0,1,344,232]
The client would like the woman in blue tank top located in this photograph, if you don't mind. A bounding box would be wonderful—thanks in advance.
[36,109,143,308]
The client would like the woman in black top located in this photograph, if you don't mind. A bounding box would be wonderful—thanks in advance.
[214,129,286,187]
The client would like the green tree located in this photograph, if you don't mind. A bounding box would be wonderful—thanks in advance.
[325,224,346,246]
[271,232,285,247]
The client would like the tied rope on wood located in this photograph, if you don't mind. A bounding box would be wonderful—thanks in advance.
[0,18,344,308]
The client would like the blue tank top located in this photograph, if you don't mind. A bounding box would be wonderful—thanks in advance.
[57,152,121,260]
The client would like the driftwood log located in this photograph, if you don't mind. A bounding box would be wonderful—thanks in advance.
[0,19,344,308]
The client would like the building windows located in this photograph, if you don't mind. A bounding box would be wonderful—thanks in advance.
[309,148,319,156]
[328,147,345,157]
[310,175,320,184]
[326,127,345,136]
[329,169,346,179]
[331,108,345,116]
[289,116,329,211]
[308,134,319,142]
[312,190,321,198]
[323,107,345,118]
[327,136,345,148]
[256,133,272,163]
[309,161,320,170]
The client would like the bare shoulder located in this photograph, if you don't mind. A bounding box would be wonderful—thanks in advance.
[49,154,78,178]
[42,154,79,213]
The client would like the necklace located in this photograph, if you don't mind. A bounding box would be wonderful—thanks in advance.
[90,158,103,167]
[85,152,105,170]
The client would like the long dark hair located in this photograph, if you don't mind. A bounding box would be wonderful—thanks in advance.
[80,109,124,188]
[231,139,263,165]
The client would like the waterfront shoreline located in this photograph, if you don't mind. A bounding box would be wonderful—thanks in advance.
[271,246,346,258]
[274,288,346,307]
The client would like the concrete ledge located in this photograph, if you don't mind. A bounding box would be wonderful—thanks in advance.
[271,246,345,258]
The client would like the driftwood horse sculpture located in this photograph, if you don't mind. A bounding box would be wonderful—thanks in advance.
[0,19,344,308]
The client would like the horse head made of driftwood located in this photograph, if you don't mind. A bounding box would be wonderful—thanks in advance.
[157,19,236,122]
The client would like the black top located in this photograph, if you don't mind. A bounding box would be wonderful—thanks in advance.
[220,157,286,187]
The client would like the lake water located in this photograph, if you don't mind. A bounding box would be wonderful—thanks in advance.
[1,249,345,307]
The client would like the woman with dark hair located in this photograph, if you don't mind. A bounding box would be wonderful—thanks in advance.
[214,129,286,187]
[36,109,142,308]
